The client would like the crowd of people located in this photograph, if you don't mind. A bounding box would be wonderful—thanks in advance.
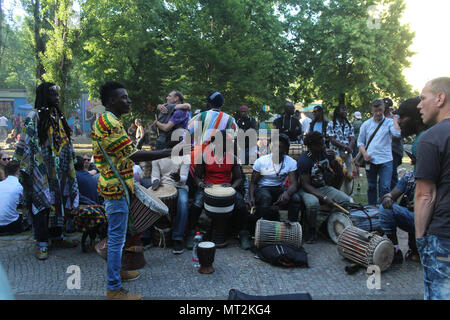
[0,77,449,301]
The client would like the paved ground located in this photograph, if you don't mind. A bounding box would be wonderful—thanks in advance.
[0,227,424,300]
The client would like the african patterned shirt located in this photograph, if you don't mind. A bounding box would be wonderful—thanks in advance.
[326,119,355,154]
[92,112,136,200]
[13,110,79,228]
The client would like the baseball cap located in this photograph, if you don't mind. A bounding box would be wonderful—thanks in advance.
[206,92,224,108]
[354,111,362,119]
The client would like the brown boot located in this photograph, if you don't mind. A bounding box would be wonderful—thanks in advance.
[120,270,140,282]
[106,288,142,300]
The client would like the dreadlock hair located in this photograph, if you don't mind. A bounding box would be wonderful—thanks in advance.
[303,131,324,149]
[100,81,126,107]
[332,105,351,129]
[35,82,71,146]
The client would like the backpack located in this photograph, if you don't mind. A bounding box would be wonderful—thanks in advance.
[252,244,309,268]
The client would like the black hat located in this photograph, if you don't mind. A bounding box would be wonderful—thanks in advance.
[206,92,224,108]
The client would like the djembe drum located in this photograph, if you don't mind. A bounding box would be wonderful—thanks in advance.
[95,182,169,270]
[203,185,236,246]
[337,226,394,272]
[288,143,303,161]
[197,241,216,274]
[254,219,303,249]
[152,184,178,216]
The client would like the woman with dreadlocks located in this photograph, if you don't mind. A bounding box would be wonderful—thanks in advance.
[326,105,356,196]
[14,82,79,260]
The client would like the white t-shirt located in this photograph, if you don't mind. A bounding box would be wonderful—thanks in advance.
[253,154,297,187]
[0,176,23,226]
[0,116,8,127]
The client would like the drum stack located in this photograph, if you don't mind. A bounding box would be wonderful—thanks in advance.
[203,185,236,247]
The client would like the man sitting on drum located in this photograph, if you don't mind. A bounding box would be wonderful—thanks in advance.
[249,133,302,224]
[187,130,251,250]
[296,131,351,244]
[151,139,190,255]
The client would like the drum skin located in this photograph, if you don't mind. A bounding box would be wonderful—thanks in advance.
[197,241,216,274]
[327,212,353,244]
[152,184,178,216]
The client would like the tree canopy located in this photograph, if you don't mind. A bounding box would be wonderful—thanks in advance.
[0,0,417,119]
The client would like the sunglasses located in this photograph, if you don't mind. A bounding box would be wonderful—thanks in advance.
[83,159,90,162]
[2,157,11,161]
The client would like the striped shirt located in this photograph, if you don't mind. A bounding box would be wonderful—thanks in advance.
[92,112,136,200]
[188,110,237,146]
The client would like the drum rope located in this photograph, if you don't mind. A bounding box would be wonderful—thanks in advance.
[154,226,171,248]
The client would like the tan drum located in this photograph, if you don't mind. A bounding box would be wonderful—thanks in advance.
[152,184,178,216]
[337,226,394,272]
[255,219,303,249]
[288,143,304,160]
[128,182,169,235]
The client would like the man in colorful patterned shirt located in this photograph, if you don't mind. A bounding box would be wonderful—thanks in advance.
[93,81,171,300]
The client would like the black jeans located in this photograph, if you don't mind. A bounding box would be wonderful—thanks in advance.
[0,215,23,234]
[254,186,301,222]
[32,209,63,246]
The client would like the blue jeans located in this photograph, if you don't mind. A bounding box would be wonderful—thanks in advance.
[366,161,393,205]
[104,197,129,291]
[416,235,450,300]
[378,203,415,234]
[172,188,189,241]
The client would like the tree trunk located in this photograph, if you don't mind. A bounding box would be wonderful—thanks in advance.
[34,0,45,81]
[338,92,345,106]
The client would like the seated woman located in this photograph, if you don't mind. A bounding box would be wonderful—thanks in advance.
[187,130,251,250]
[249,133,301,224]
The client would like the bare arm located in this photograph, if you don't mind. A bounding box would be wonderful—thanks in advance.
[230,164,242,189]
[249,170,261,207]
[414,179,437,238]
[155,120,175,132]
[174,103,191,111]
[130,149,171,163]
